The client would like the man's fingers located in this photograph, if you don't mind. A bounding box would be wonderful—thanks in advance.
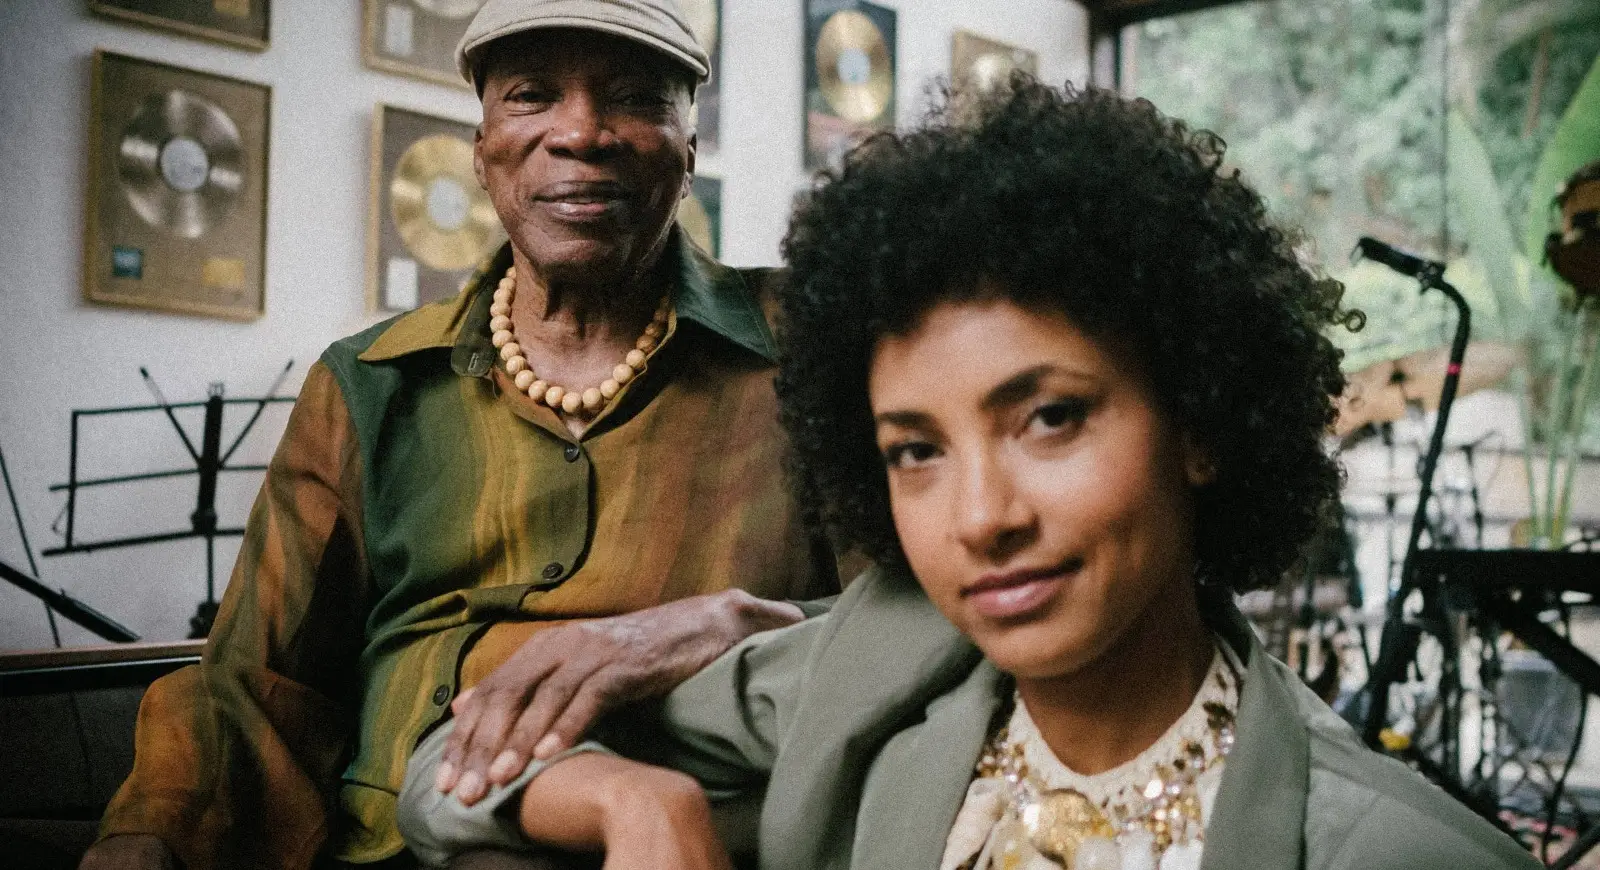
[508,668,589,762]
[455,694,523,805]
[534,681,610,760]
[437,695,487,793]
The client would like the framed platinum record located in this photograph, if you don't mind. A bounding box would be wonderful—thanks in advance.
[364,0,484,89]
[90,0,271,51]
[84,51,271,320]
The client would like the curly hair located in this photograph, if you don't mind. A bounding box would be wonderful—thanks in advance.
[777,79,1358,593]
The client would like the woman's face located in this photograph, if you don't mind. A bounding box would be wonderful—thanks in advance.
[869,297,1210,680]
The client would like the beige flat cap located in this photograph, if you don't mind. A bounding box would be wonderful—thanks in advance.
[458,0,710,86]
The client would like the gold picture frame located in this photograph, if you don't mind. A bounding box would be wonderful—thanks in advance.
[89,0,271,52]
[84,51,271,320]
[368,104,505,312]
[363,0,480,89]
[951,30,1038,92]
[804,0,897,171]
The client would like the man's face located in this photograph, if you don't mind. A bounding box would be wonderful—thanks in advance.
[474,28,696,289]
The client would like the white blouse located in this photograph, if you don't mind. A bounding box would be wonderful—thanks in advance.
[939,645,1243,870]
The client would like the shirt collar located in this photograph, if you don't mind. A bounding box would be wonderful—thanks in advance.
[356,231,778,373]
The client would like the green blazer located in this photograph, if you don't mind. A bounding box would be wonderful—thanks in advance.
[621,566,1537,870]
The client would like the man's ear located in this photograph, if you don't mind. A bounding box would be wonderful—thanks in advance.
[682,131,697,200]
[473,125,487,190]
[1182,434,1216,487]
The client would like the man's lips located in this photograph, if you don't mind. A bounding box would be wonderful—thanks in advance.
[960,559,1082,620]
[533,181,636,219]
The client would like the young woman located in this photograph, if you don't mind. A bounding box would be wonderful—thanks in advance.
[397,81,1538,870]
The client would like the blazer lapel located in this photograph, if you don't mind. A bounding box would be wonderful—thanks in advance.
[851,660,1006,870]
[1200,602,1309,870]
[761,570,984,870]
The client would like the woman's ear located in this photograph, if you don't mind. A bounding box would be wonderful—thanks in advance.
[1181,435,1216,487]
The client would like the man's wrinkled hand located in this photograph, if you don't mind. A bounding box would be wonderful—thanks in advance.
[435,589,803,805]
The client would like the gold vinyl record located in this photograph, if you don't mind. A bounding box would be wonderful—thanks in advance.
[678,191,713,253]
[388,134,500,272]
[816,9,891,124]
[680,0,719,55]
[116,89,246,239]
[411,0,483,19]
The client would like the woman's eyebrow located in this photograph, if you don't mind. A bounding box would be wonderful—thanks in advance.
[874,409,934,429]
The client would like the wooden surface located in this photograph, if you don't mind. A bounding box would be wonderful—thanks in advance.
[0,639,203,672]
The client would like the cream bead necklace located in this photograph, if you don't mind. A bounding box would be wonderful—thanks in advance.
[488,266,669,418]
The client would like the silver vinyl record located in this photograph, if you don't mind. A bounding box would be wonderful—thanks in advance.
[116,89,245,239]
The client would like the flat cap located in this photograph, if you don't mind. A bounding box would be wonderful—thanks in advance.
[457,0,710,86]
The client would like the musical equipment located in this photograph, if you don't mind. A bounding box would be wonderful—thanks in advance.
[1352,237,1474,754]
[1547,159,1600,297]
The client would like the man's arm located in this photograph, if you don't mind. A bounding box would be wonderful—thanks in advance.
[435,590,805,805]
[82,362,370,870]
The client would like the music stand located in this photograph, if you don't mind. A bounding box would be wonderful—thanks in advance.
[42,363,295,638]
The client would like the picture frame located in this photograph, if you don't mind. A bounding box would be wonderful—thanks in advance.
[84,51,271,320]
[951,30,1038,92]
[679,175,722,258]
[804,0,897,171]
[89,0,270,52]
[363,0,480,89]
[368,103,505,312]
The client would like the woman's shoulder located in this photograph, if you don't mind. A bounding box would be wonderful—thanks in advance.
[1290,680,1539,869]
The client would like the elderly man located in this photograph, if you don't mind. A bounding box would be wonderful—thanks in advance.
[79,2,836,868]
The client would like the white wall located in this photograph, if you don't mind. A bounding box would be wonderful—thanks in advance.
[0,1,1090,649]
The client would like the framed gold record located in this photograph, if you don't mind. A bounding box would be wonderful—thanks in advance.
[363,0,484,89]
[804,0,897,170]
[681,0,723,155]
[84,51,270,320]
[368,104,506,312]
[951,31,1037,92]
[90,0,270,51]
[678,175,722,258]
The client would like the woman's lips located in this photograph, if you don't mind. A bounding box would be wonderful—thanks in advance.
[961,561,1078,621]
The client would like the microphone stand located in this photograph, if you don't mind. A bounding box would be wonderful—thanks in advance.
[1358,240,1473,755]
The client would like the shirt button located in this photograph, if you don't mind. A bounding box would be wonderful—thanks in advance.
[542,562,564,580]
[431,685,450,706]
[563,443,581,462]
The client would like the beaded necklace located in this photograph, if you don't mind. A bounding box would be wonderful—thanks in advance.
[488,265,670,418]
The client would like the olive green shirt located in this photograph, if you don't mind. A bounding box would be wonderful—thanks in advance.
[100,235,837,869]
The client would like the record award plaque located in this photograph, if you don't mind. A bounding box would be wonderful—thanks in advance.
[804,0,897,171]
[85,52,270,319]
[90,0,270,51]
[951,31,1037,93]
[369,104,506,312]
[678,175,722,258]
[364,0,484,88]
[682,0,722,155]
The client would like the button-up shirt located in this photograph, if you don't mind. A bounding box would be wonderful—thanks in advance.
[98,236,838,869]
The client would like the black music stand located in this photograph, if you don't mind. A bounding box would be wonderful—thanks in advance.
[42,363,295,638]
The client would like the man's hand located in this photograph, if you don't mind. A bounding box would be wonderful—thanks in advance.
[436,589,803,804]
[78,834,176,870]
